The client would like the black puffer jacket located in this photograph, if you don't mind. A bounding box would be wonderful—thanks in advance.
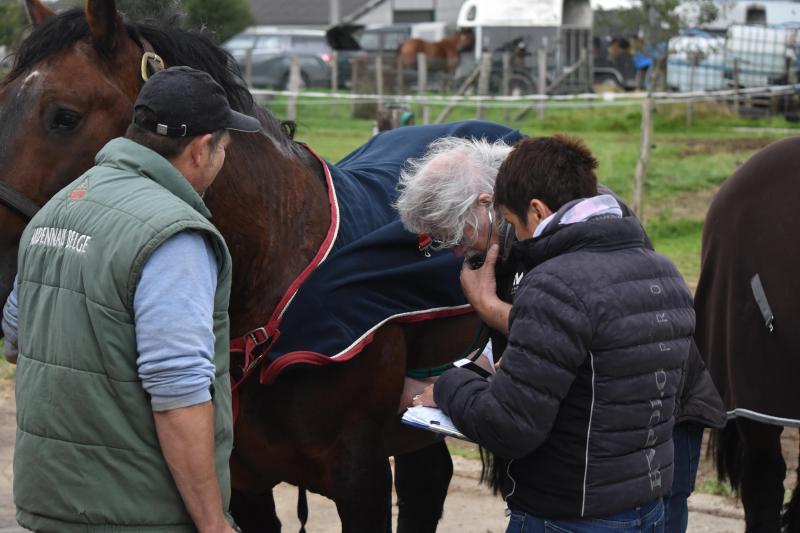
[435,210,694,518]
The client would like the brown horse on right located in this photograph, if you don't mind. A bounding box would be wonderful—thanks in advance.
[398,30,473,74]
[695,136,800,533]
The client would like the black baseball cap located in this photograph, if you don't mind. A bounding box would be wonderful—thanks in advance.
[133,66,261,137]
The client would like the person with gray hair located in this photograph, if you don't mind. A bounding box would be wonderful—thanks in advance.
[397,137,511,253]
[396,137,514,335]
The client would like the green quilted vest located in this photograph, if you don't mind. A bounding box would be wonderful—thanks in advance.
[14,138,234,532]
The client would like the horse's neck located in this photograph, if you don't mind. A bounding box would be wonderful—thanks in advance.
[442,34,460,48]
[207,133,329,338]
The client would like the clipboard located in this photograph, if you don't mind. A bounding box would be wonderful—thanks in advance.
[401,406,471,441]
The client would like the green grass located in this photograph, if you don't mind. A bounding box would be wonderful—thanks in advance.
[446,439,482,461]
[646,217,706,289]
[259,95,796,284]
[698,478,735,498]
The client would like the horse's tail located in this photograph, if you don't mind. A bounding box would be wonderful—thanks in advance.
[711,419,743,493]
[479,447,509,496]
[297,487,308,533]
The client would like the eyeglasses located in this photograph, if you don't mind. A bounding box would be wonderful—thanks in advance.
[464,207,493,268]
[430,204,494,251]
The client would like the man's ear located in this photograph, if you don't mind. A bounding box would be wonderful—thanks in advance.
[529,199,553,220]
[189,134,214,165]
[477,192,494,205]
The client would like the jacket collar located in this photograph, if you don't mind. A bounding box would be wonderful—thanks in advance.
[95,138,212,219]
[513,213,648,270]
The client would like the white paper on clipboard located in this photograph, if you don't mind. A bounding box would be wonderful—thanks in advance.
[401,406,470,441]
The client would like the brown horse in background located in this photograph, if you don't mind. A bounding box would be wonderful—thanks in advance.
[398,30,473,74]
[0,0,488,531]
[695,136,800,533]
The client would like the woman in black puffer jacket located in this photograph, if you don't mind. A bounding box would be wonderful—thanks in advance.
[415,135,695,533]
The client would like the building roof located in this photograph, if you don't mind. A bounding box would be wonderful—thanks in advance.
[246,0,382,26]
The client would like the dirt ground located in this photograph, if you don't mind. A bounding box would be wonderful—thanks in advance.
[0,377,775,533]
[673,138,774,158]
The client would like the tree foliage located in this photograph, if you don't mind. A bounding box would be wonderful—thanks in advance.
[0,0,28,51]
[49,0,252,41]
[595,0,718,46]
[114,0,185,22]
[184,0,253,43]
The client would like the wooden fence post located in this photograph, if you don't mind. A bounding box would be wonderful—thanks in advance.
[537,48,547,119]
[375,55,384,112]
[733,58,740,115]
[417,53,429,124]
[331,50,339,112]
[350,57,359,116]
[687,57,697,127]
[501,51,511,122]
[579,47,588,91]
[477,52,492,119]
[396,55,404,95]
[633,94,653,219]
[287,55,301,121]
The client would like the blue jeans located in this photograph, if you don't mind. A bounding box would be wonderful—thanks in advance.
[663,422,703,533]
[506,499,664,533]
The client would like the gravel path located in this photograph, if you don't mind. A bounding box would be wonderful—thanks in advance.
[0,379,747,532]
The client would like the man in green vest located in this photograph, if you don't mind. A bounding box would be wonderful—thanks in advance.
[2,66,261,532]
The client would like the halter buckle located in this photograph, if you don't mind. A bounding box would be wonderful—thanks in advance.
[140,51,165,81]
[248,327,270,346]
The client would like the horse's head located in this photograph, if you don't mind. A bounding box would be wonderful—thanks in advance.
[0,0,144,304]
[454,30,474,53]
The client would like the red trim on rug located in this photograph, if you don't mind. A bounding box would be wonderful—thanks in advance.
[259,306,474,384]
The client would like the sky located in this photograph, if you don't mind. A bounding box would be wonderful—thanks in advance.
[591,0,641,11]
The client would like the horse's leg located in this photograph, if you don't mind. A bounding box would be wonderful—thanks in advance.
[330,438,394,533]
[394,440,453,533]
[737,417,786,533]
[230,487,281,533]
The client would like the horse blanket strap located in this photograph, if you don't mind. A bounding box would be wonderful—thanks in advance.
[230,324,281,392]
[750,273,775,333]
[229,145,339,394]
[0,181,40,220]
[139,37,166,81]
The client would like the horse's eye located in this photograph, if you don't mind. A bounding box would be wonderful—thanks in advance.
[50,109,82,131]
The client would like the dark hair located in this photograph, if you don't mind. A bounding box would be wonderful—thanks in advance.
[494,135,598,221]
[125,107,225,159]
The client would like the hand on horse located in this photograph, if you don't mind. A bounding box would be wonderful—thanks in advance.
[460,244,509,335]
[411,384,437,408]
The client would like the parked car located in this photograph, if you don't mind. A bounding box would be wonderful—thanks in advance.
[223,27,332,89]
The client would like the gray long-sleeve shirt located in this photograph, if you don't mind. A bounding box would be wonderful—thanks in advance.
[2,230,218,411]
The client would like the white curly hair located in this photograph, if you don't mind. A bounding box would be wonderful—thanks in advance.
[396,137,512,249]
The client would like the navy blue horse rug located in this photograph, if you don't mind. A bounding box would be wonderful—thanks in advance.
[231,120,523,385]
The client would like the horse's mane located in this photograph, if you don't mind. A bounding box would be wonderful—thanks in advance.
[5,9,299,151]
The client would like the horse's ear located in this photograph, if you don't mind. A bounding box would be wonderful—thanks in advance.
[24,0,56,26]
[85,0,126,53]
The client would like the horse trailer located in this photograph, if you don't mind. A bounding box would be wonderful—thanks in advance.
[455,0,594,94]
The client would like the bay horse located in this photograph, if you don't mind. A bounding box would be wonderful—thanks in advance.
[398,30,473,74]
[0,1,496,531]
[694,136,800,533]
